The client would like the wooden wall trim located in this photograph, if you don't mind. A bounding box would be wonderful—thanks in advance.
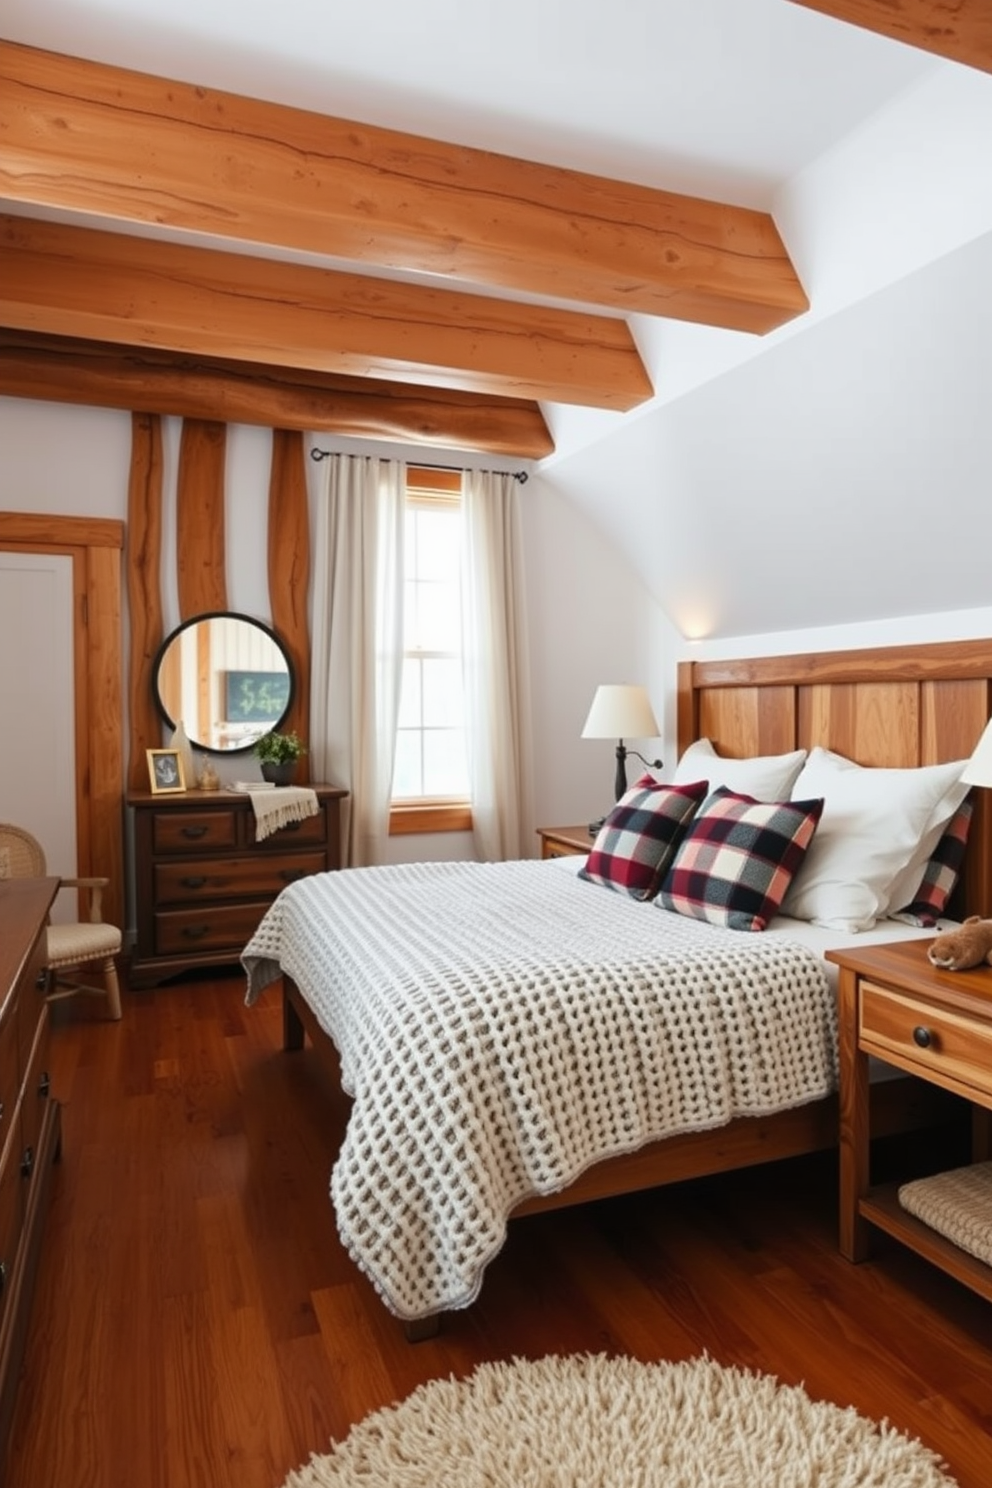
[267,431,311,783]
[126,413,165,793]
[0,512,123,549]
[176,420,227,619]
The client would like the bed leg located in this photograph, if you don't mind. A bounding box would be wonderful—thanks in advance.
[282,982,305,1051]
[404,1314,441,1342]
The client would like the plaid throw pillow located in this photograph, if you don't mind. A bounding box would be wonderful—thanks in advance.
[891,798,974,927]
[657,786,824,932]
[579,775,708,900]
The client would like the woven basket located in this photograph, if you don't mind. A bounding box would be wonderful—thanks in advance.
[898,1161,992,1267]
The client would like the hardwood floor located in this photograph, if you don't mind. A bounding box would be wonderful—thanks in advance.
[5,969,992,1487]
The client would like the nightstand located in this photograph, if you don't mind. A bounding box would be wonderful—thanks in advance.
[536,824,595,859]
[826,937,992,1302]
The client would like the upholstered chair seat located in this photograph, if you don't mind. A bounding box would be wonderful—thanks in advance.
[0,823,122,1020]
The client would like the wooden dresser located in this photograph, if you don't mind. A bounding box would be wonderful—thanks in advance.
[0,877,61,1466]
[127,786,347,987]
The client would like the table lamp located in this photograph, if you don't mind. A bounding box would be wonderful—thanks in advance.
[581,683,662,803]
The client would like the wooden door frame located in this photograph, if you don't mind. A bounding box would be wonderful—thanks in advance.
[0,512,125,929]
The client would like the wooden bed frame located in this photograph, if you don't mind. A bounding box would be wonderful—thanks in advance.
[280,636,992,1335]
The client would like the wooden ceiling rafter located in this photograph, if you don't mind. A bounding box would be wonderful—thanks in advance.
[0,212,650,413]
[787,0,992,74]
[0,327,554,458]
[0,40,809,334]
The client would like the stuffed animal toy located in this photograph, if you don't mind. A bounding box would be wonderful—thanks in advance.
[927,915,992,971]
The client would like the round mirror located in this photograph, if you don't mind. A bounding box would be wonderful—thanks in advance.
[153,612,295,754]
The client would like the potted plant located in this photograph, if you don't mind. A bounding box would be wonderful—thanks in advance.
[253,729,307,785]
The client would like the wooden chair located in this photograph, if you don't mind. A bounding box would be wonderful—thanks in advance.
[0,823,122,1020]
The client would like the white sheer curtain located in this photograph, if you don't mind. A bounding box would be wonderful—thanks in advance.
[461,469,532,861]
[310,453,406,866]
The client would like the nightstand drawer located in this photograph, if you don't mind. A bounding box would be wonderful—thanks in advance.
[860,980,992,1104]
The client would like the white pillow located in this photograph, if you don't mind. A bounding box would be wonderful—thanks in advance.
[781,746,970,932]
[672,738,807,803]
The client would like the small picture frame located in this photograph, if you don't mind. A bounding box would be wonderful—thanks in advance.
[147,747,186,795]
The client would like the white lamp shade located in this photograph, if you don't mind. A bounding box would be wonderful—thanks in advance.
[581,684,660,741]
[960,718,992,788]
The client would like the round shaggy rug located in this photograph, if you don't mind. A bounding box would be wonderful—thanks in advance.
[280,1353,956,1487]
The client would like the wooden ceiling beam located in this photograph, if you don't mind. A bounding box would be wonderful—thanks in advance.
[787,1,992,73]
[0,328,554,458]
[0,40,808,334]
[0,214,649,411]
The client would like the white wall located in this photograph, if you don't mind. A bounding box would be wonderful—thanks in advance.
[7,394,990,914]
[0,400,657,897]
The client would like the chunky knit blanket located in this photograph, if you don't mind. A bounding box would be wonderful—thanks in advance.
[242,859,836,1320]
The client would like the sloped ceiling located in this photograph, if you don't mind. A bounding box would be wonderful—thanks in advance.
[2,0,991,636]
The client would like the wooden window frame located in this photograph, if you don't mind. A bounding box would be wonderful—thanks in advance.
[389,467,472,836]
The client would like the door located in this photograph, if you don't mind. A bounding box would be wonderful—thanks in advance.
[0,551,77,921]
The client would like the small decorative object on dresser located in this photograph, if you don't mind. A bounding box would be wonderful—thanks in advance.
[147,747,186,794]
[127,783,347,987]
[252,729,307,785]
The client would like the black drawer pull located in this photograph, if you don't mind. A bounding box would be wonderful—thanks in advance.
[279,869,306,882]
[35,968,48,991]
[38,1072,50,1099]
[181,825,208,839]
[181,925,211,940]
[181,876,208,889]
[20,1146,34,1179]
[912,1026,933,1049]
[283,820,302,832]
[0,1261,6,1295]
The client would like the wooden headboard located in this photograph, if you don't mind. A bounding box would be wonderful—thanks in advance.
[677,637,992,920]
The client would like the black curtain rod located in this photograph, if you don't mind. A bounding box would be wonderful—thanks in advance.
[309,447,528,484]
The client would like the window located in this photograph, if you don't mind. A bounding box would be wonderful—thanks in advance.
[390,469,472,834]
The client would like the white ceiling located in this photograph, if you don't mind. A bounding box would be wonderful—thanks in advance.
[5,0,992,638]
[2,0,933,203]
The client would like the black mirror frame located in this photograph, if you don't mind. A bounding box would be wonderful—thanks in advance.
[151,610,295,756]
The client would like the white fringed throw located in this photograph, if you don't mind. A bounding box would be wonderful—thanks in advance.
[243,860,836,1320]
[247,786,320,842]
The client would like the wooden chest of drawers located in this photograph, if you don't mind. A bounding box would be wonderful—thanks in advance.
[127,786,347,987]
[0,877,61,1467]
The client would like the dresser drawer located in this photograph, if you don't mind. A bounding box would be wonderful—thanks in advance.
[154,851,325,905]
[153,809,239,854]
[18,1015,52,1176]
[0,1021,18,1161]
[15,948,47,1088]
[0,1152,22,1333]
[252,805,328,848]
[860,980,992,1104]
[154,900,274,955]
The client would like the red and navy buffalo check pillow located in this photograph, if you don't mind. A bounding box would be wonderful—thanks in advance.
[892,797,974,927]
[579,775,709,900]
[657,785,824,931]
